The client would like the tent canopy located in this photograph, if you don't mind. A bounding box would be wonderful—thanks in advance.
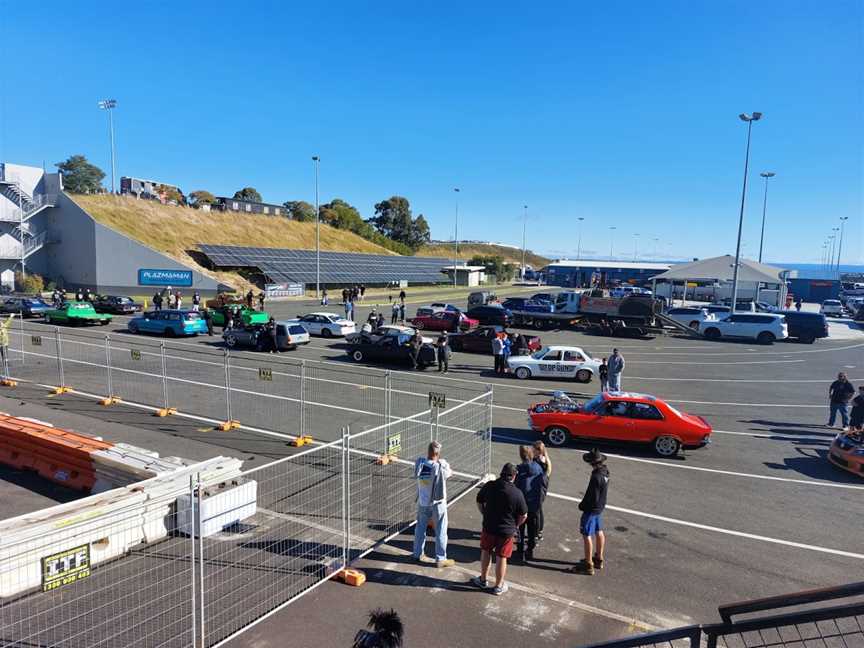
[652,255,786,284]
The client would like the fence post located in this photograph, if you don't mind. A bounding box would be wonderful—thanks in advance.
[159,341,169,411]
[104,335,113,399]
[223,349,232,423]
[299,360,306,437]
[197,471,205,647]
[53,327,65,388]
[189,475,198,648]
[340,426,348,569]
[384,371,392,426]
[345,425,352,566]
[18,311,24,366]
[486,385,494,474]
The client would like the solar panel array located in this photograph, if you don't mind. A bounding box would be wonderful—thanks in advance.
[198,244,452,284]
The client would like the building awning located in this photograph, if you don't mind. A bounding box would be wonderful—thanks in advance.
[651,255,786,284]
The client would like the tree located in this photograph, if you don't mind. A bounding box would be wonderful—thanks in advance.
[469,255,514,282]
[156,184,185,205]
[55,155,105,194]
[189,190,216,207]
[369,196,430,251]
[233,187,262,202]
[14,271,44,294]
[283,200,316,222]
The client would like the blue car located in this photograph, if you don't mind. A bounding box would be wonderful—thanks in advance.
[0,297,51,318]
[128,309,208,337]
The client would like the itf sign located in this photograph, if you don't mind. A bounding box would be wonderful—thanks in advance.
[138,269,193,287]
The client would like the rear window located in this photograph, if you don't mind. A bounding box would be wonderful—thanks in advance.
[289,325,306,335]
[668,308,699,315]
[184,312,200,320]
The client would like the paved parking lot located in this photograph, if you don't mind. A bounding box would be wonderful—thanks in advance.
[2,287,862,646]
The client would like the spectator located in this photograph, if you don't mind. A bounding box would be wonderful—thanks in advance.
[492,333,506,375]
[322,288,329,306]
[376,311,385,329]
[399,302,406,322]
[245,290,254,309]
[266,317,279,353]
[367,310,378,326]
[570,448,609,576]
[472,463,528,595]
[342,288,349,304]
[828,372,855,429]
[599,357,609,392]
[515,446,546,562]
[511,332,529,356]
[850,385,864,432]
[175,291,182,310]
[0,313,15,380]
[795,297,803,312]
[203,309,214,336]
[399,288,406,304]
[75,288,84,302]
[359,284,366,302]
[501,331,512,373]
[153,291,163,312]
[533,440,551,542]
[412,441,455,568]
[391,302,400,325]
[258,292,266,311]
[345,299,354,322]
[410,332,423,370]
[84,288,93,302]
[192,291,201,312]
[607,348,624,391]
[352,609,404,648]
[436,332,450,373]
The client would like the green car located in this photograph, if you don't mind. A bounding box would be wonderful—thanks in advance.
[44,301,113,326]
[209,307,270,327]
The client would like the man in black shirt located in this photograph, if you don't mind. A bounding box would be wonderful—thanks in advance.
[471,463,527,595]
[570,448,609,576]
[828,372,855,429]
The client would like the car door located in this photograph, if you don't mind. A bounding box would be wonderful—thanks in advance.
[468,328,492,353]
[588,400,636,441]
[561,349,587,375]
[534,349,566,378]
[627,402,667,442]
[299,316,318,335]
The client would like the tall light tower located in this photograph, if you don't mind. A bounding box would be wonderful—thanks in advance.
[829,228,839,272]
[97,99,118,193]
[312,156,320,298]
[520,204,528,281]
[757,171,775,263]
[835,217,848,274]
[609,226,616,259]
[729,112,762,314]
[653,237,660,259]
[453,188,460,287]
[633,233,640,261]
[576,217,585,259]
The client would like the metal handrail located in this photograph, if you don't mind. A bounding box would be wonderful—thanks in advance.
[718,580,864,623]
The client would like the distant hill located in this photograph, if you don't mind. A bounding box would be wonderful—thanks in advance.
[71,195,397,292]
[416,242,550,268]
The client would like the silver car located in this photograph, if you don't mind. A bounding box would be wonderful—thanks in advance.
[223,321,310,351]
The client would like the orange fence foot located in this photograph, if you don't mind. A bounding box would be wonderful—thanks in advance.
[290,435,313,447]
[217,420,241,431]
[154,407,177,417]
[375,454,395,465]
[336,568,366,587]
[0,379,17,387]
[99,396,121,406]
[51,386,71,395]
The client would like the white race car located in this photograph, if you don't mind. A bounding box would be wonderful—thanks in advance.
[507,345,600,383]
[288,312,356,338]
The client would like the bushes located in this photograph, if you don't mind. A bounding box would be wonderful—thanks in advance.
[14,272,44,294]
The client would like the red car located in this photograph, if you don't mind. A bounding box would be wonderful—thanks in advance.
[410,311,478,332]
[528,391,712,456]
[449,326,541,354]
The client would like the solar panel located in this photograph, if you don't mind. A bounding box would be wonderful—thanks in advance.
[198,244,451,284]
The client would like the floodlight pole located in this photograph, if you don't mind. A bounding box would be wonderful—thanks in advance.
[521,204,528,280]
[576,217,585,260]
[609,226,616,259]
[313,156,320,298]
[757,172,775,263]
[730,112,762,315]
[836,217,848,275]
[633,233,639,261]
[97,99,118,193]
[453,188,460,287]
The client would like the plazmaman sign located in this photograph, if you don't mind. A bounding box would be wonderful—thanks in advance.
[138,269,193,287]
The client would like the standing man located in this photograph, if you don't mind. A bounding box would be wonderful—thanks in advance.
[391,301,400,324]
[192,291,201,312]
[245,289,254,309]
[359,284,366,302]
[399,288,406,304]
[344,298,353,322]
[492,333,506,375]
[266,317,279,353]
[203,308,214,336]
[436,332,450,373]
[175,291,182,310]
[607,348,625,392]
[0,313,15,381]
[412,441,455,568]
[828,372,855,430]
[472,463,528,595]
[570,448,609,576]
[321,288,328,306]
[398,301,406,323]
[410,331,423,370]
[258,292,266,312]
[599,357,609,392]
[75,288,84,302]
[153,291,163,312]
[515,445,546,562]
[795,297,803,312]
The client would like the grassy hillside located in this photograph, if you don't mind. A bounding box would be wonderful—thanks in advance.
[71,194,396,291]
[417,243,550,268]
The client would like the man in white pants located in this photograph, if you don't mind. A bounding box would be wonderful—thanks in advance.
[412,441,455,568]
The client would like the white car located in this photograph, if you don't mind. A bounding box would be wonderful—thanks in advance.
[699,313,788,344]
[507,345,601,383]
[346,324,433,345]
[664,306,712,329]
[820,300,844,317]
[289,312,356,338]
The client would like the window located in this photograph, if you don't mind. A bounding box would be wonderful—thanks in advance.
[232,201,239,210]
[245,204,252,212]
[169,313,182,321]
[263,206,269,214]
[289,325,306,334]
[274,208,281,216]
[563,351,584,362]
[606,401,630,417]
[543,350,562,361]
[630,402,663,420]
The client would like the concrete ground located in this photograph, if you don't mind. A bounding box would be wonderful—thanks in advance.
[2,287,863,647]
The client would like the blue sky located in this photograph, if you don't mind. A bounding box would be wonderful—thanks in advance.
[1,1,861,263]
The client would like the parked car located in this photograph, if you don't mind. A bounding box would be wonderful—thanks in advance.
[210,307,269,328]
[346,335,437,368]
[346,324,433,345]
[501,297,554,313]
[409,311,478,332]
[128,309,207,337]
[467,291,497,309]
[704,305,731,316]
[528,391,712,455]
[664,306,711,329]
[820,300,844,317]
[531,293,556,304]
[466,304,512,327]
[828,432,864,478]
[448,326,542,354]
[428,302,462,313]
[507,345,600,382]
[0,296,51,318]
[777,310,829,344]
[287,312,356,338]
[93,295,143,315]
[223,322,310,351]
[44,301,112,326]
[699,313,788,344]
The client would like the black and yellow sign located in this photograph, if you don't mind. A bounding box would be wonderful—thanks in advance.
[428,391,446,409]
[31,335,42,346]
[41,544,90,592]
[130,349,142,361]
[258,368,273,381]
[387,433,402,455]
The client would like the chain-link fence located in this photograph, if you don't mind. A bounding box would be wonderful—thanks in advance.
[0,323,494,648]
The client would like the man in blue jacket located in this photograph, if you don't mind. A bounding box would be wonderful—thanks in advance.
[515,445,547,562]
[412,441,455,568]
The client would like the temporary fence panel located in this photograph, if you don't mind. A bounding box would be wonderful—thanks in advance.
[433,389,493,481]
[163,344,230,423]
[107,337,167,409]
[303,362,386,443]
[224,354,303,437]
[55,335,110,399]
[7,326,63,389]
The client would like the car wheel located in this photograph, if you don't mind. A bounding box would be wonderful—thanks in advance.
[225,335,237,348]
[45,316,52,325]
[546,426,570,447]
[352,350,364,361]
[703,327,720,340]
[164,328,175,338]
[533,319,546,330]
[756,331,775,345]
[515,366,531,380]
[99,319,109,326]
[321,328,333,338]
[653,436,681,457]
[576,369,592,383]
[128,322,138,334]
[689,321,700,329]
[799,335,815,344]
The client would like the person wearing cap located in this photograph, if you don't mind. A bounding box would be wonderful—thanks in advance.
[607,349,624,392]
[828,372,855,430]
[412,441,455,568]
[472,463,528,595]
[570,448,610,576]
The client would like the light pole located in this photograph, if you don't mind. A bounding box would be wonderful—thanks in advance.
[730,111,762,314]
[453,188,460,287]
[836,217,849,274]
[609,226,616,259]
[97,99,118,193]
[633,233,640,261]
[653,237,659,259]
[576,217,585,259]
[757,171,775,263]
[312,156,320,298]
[829,228,839,272]
[520,204,528,280]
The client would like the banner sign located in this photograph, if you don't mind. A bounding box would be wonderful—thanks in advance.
[138,269,193,287]
[41,544,90,592]
[265,283,304,298]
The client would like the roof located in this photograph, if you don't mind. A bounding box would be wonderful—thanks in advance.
[651,255,787,284]
[442,265,487,271]
[546,260,671,271]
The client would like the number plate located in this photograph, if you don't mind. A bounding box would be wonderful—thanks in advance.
[259,368,273,381]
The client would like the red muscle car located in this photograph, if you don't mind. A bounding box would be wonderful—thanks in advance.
[409,311,478,332]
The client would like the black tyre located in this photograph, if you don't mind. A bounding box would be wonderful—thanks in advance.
[320,327,333,338]
[164,328,175,338]
[99,319,109,326]
[653,436,681,457]
[575,369,592,383]
[756,331,775,345]
[799,335,815,344]
[352,350,364,361]
[703,327,720,340]
[225,335,237,348]
[128,322,138,334]
[515,366,531,380]
[545,426,571,447]
[688,321,700,329]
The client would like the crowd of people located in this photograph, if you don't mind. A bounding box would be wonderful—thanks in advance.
[828,372,864,433]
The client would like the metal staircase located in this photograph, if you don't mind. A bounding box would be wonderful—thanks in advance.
[0,167,56,264]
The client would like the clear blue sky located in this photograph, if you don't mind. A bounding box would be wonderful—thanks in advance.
[1,1,861,264]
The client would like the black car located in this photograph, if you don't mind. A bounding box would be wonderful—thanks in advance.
[346,336,437,368]
[0,297,51,317]
[93,295,143,314]
[778,310,829,344]
[466,305,512,326]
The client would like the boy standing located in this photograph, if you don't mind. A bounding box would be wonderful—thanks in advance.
[570,449,609,576]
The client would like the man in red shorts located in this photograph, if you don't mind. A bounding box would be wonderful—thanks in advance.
[471,463,528,595]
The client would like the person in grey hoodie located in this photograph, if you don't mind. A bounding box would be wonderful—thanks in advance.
[412,441,455,568]
[607,348,625,392]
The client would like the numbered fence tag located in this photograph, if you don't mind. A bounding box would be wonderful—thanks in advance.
[31,335,42,346]
[130,349,142,361]
[259,368,273,381]
[428,391,446,409]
